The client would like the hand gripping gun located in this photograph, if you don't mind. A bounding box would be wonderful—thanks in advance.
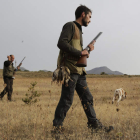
[76,32,103,67]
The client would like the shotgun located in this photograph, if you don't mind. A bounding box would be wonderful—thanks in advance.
[13,57,26,79]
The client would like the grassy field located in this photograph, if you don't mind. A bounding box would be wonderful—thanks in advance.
[0,71,140,139]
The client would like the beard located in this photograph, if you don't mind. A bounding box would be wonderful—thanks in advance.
[82,17,88,27]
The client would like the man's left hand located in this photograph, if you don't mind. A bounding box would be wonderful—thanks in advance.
[88,40,96,51]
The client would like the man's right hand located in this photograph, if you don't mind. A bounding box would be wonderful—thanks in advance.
[17,66,21,70]
[81,50,89,58]
[7,56,11,61]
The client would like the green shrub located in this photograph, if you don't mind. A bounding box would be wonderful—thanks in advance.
[100,72,108,75]
[24,70,29,72]
[22,81,41,105]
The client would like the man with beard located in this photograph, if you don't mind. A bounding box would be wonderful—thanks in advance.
[52,5,113,133]
[0,55,20,101]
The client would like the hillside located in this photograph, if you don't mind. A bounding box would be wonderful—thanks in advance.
[0,69,52,78]
[20,67,29,71]
[86,66,123,75]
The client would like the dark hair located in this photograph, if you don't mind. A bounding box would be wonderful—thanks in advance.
[10,54,14,58]
[75,5,92,19]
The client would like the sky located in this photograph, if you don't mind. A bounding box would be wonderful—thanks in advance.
[0,0,140,75]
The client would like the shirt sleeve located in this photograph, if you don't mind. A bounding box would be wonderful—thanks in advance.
[57,22,82,57]
[4,61,12,67]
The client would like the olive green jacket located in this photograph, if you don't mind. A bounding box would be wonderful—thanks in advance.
[57,21,86,75]
[3,61,15,78]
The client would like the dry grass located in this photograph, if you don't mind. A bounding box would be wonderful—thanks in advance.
[0,72,140,139]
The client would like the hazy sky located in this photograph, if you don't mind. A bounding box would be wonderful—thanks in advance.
[0,0,140,75]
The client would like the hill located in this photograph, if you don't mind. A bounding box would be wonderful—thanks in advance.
[15,71,52,78]
[86,66,123,75]
[0,69,52,78]
[20,67,51,72]
[38,70,49,72]
[20,67,29,71]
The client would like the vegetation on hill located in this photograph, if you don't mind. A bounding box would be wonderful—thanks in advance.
[86,66,123,75]
[0,69,140,79]
[16,71,53,78]
[0,69,52,78]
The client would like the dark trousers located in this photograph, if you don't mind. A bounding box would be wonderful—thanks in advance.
[53,74,97,127]
[0,78,13,100]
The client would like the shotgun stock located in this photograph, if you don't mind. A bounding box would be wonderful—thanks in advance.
[76,32,102,67]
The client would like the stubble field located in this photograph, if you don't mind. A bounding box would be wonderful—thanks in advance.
[0,71,140,140]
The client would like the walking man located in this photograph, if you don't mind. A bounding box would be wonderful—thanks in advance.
[0,55,20,101]
[53,5,113,132]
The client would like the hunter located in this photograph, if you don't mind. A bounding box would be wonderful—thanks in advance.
[0,55,20,101]
[52,5,114,133]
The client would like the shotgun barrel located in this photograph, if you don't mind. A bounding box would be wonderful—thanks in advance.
[18,57,26,67]
[85,32,103,52]
[91,32,102,42]
[20,57,26,63]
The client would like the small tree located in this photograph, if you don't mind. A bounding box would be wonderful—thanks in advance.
[101,72,105,75]
[22,81,41,105]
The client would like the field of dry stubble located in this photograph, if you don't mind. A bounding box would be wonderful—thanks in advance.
[0,72,140,140]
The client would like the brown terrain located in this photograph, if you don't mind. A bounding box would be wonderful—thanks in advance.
[0,70,140,140]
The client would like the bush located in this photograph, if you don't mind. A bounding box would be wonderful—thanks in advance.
[22,81,41,105]
[24,70,29,72]
[38,70,44,72]
[100,72,108,75]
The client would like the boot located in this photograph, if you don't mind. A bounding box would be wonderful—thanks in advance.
[0,94,2,100]
[7,95,12,101]
[51,126,65,134]
[88,119,114,133]
[0,91,5,100]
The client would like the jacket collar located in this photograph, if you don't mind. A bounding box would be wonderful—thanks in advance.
[73,21,82,33]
